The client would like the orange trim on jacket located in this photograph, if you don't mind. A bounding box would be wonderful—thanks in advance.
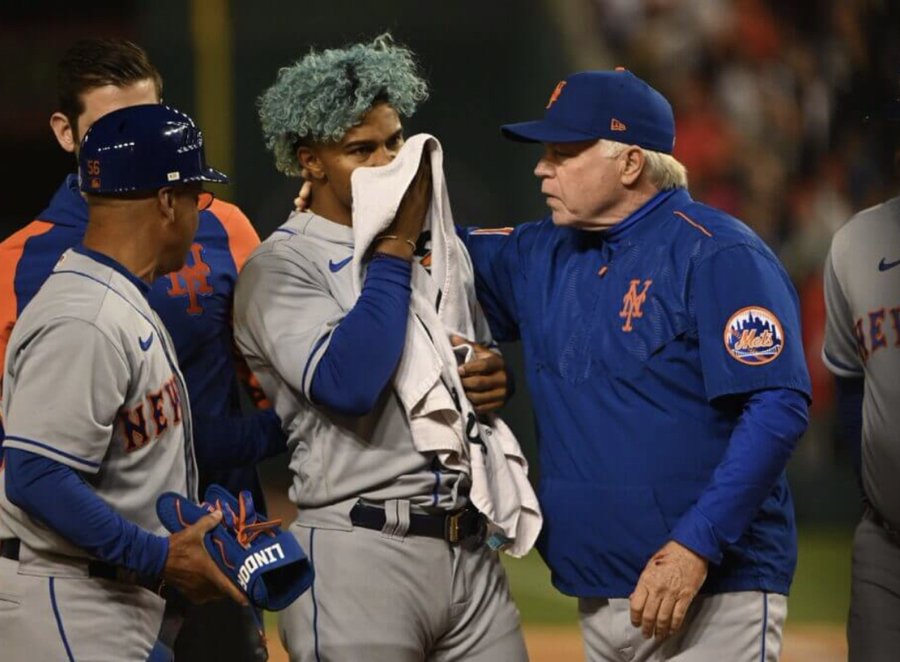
[210,199,260,273]
[0,221,55,378]
[673,210,713,238]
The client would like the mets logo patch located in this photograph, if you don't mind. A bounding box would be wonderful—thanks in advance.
[724,306,784,365]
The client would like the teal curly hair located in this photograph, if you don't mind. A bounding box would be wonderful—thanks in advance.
[258,33,429,176]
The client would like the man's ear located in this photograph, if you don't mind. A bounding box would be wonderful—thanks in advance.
[157,187,176,222]
[620,146,646,186]
[297,146,326,181]
[50,112,77,153]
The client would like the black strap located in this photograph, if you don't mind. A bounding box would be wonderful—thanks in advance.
[349,502,485,544]
[0,538,20,561]
[1,538,166,595]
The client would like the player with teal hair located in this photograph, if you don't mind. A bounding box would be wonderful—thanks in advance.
[238,34,526,661]
[258,33,429,176]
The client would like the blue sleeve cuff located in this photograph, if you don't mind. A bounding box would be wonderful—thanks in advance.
[138,531,169,579]
[311,255,412,415]
[670,508,725,565]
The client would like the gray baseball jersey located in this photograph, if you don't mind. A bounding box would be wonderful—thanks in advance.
[0,248,197,556]
[233,212,472,526]
[235,211,526,661]
[824,195,900,662]
[823,196,900,526]
[0,248,197,660]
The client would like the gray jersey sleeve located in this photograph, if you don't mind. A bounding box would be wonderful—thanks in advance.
[3,317,129,473]
[822,248,864,378]
[235,249,342,398]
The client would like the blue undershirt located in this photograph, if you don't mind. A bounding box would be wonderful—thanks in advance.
[4,448,168,578]
[835,376,864,486]
[2,408,285,580]
[311,254,412,416]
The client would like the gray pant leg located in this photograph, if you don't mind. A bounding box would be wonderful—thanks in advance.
[0,558,69,662]
[848,515,900,662]
[430,541,527,662]
[280,523,525,662]
[280,525,437,662]
[579,592,786,662]
[579,598,633,662]
[0,557,165,661]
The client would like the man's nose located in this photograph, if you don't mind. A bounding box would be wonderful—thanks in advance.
[372,145,396,167]
[534,157,552,178]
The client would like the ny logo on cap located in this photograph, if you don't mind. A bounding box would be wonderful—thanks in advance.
[546,81,567,109]
[610,119,627,131]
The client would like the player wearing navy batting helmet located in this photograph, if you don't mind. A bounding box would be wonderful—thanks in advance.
[460,69,812,661]
[823,97,900,662]
[0,103,249,662]
[0,39,286,661]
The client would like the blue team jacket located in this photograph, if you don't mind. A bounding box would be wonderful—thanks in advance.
[462,188,812,597]
[0,174,267,504]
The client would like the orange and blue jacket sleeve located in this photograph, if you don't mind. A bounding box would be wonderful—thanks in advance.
[210,199,272,408]
[0,222,54,388]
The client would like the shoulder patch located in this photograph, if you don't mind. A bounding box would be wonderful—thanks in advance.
[723,306,784,365]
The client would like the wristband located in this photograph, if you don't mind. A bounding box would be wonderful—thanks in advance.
[375,234,417,252]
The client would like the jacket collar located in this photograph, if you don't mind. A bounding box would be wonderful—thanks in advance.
[36,174,87,228]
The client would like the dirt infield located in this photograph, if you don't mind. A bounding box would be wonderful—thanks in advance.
[265,622,846,661]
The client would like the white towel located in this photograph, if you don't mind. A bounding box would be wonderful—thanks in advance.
[349,134,541,556]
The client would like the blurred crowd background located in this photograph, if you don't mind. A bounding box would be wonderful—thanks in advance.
[1,2,898,635]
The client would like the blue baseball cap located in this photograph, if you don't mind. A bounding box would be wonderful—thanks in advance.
[501,69,676,154]
[79,104,229,194]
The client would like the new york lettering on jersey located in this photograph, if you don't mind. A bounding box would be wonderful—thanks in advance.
[119,374,184,451]
[852,306,900,361]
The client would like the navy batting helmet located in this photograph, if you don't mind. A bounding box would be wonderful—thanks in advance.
[78,104,228,194]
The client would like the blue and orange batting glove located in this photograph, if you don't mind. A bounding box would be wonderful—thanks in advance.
[157,484,313,611]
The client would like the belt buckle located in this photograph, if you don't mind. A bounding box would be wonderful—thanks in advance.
[445,511,463,543]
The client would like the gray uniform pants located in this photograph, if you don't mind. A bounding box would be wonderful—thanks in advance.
[848,512,900,662]
[0,556,167,661]
[578,591,787,661]
[279,519,527,662]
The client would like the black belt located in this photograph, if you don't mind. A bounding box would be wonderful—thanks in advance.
[0,538,19,561]
[349,502,486,544]
[0,538,166,596]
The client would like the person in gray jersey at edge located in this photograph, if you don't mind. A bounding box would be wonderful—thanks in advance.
[234,35,528,661]
[0,104,246,662]
[823,97,900,662]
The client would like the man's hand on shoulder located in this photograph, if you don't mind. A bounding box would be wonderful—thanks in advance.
[629,540,708,640]
[294,171,312,212]
[452,335,509,414]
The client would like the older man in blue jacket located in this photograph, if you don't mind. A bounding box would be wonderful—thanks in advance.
[460,69,811,661]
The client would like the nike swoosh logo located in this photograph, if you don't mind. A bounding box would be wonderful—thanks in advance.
[328,256,352,273]
[139,333,154,352]
[879,257,900,272]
